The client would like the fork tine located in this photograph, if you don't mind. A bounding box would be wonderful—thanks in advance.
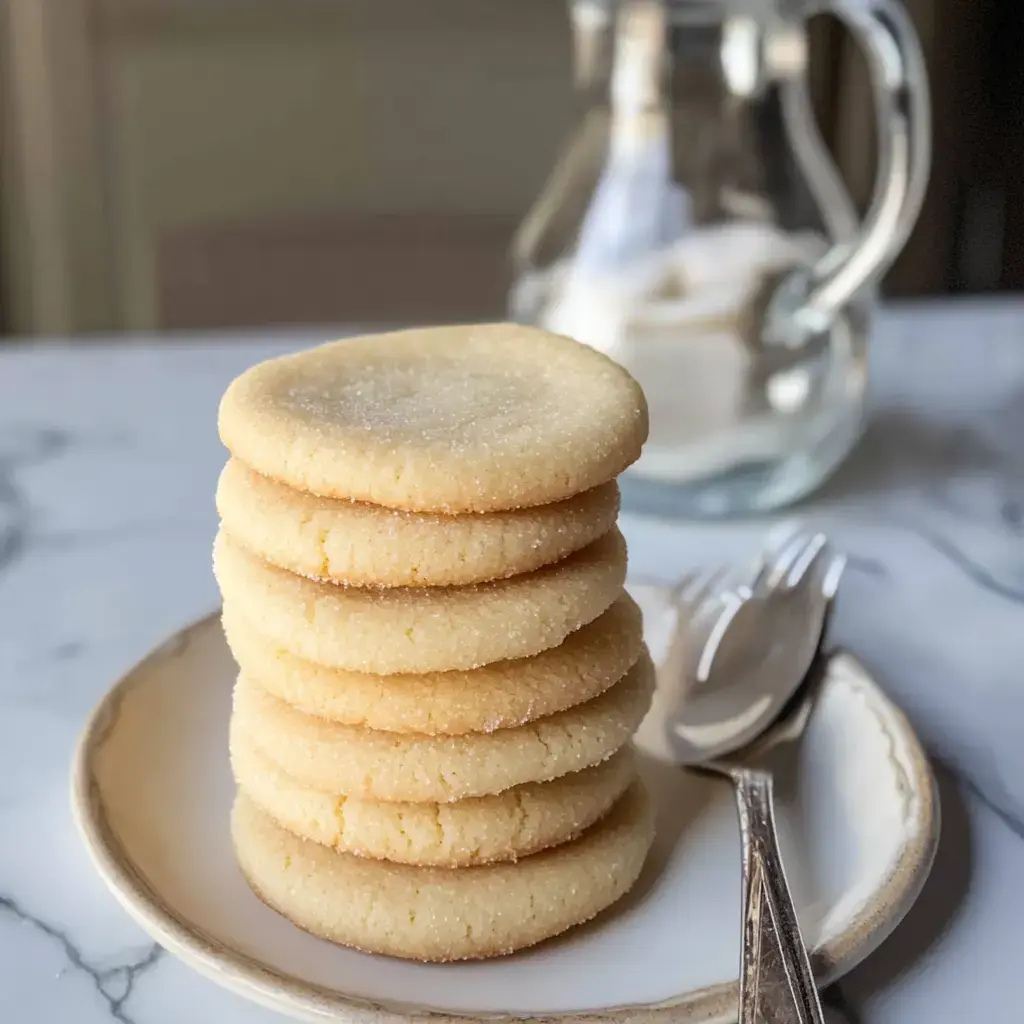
[748,521,803,588]
[754,530,813,593]
[676,564,729,611]
[784,532,828,589]
[693,590,746,683]
[667,568,701,600]
[821,553,847,601]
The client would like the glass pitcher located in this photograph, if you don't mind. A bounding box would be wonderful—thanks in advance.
[510,0,930,516]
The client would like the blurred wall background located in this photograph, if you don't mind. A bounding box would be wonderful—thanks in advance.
[0,0,1014,337]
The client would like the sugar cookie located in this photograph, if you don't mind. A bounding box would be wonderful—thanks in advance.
[231,725,635,866]
[218,324,648,513]
[214,528,627,674]
[232,782,653,960]
[216,459,620,587]
[231,653,654,802]
[221,594,643,735]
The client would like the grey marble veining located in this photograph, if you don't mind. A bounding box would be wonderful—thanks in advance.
[0,304,1021,1022]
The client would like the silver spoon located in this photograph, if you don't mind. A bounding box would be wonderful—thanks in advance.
[648,531,845,1024]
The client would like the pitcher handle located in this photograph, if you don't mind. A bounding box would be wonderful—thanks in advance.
[765,0,931,349]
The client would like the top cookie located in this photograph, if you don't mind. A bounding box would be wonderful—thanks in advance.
[218,324,648,512]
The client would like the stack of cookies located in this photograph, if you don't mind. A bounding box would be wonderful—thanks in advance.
[213,323,655,961]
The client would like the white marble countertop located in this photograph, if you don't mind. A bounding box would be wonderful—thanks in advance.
[1,299,1023,1022]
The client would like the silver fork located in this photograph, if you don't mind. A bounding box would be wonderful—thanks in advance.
[656,531,845,1024]
[633,562,734,763]
[638,530,831,763]
[674,532,838,759]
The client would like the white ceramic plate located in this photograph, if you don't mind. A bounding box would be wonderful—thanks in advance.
[72,589,938,1024]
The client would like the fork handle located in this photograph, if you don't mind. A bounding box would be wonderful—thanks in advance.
[730,767,825,1024]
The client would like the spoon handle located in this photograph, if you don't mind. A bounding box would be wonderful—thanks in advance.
[730,766,825,1024]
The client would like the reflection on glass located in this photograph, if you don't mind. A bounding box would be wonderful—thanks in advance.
[510,0,929,516]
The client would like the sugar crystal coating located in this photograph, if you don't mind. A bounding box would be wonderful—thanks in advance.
[214,528,628,674]
[218,324,648,512]
[216,458,621,587]
[230,727,635,866]
[231,655,654,802]
[231,783,654,961]
[221,594,644,735]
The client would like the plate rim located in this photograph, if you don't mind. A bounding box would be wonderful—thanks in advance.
[71,610,940,1024]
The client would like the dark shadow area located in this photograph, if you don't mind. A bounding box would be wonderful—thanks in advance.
[823,981,863,1024]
